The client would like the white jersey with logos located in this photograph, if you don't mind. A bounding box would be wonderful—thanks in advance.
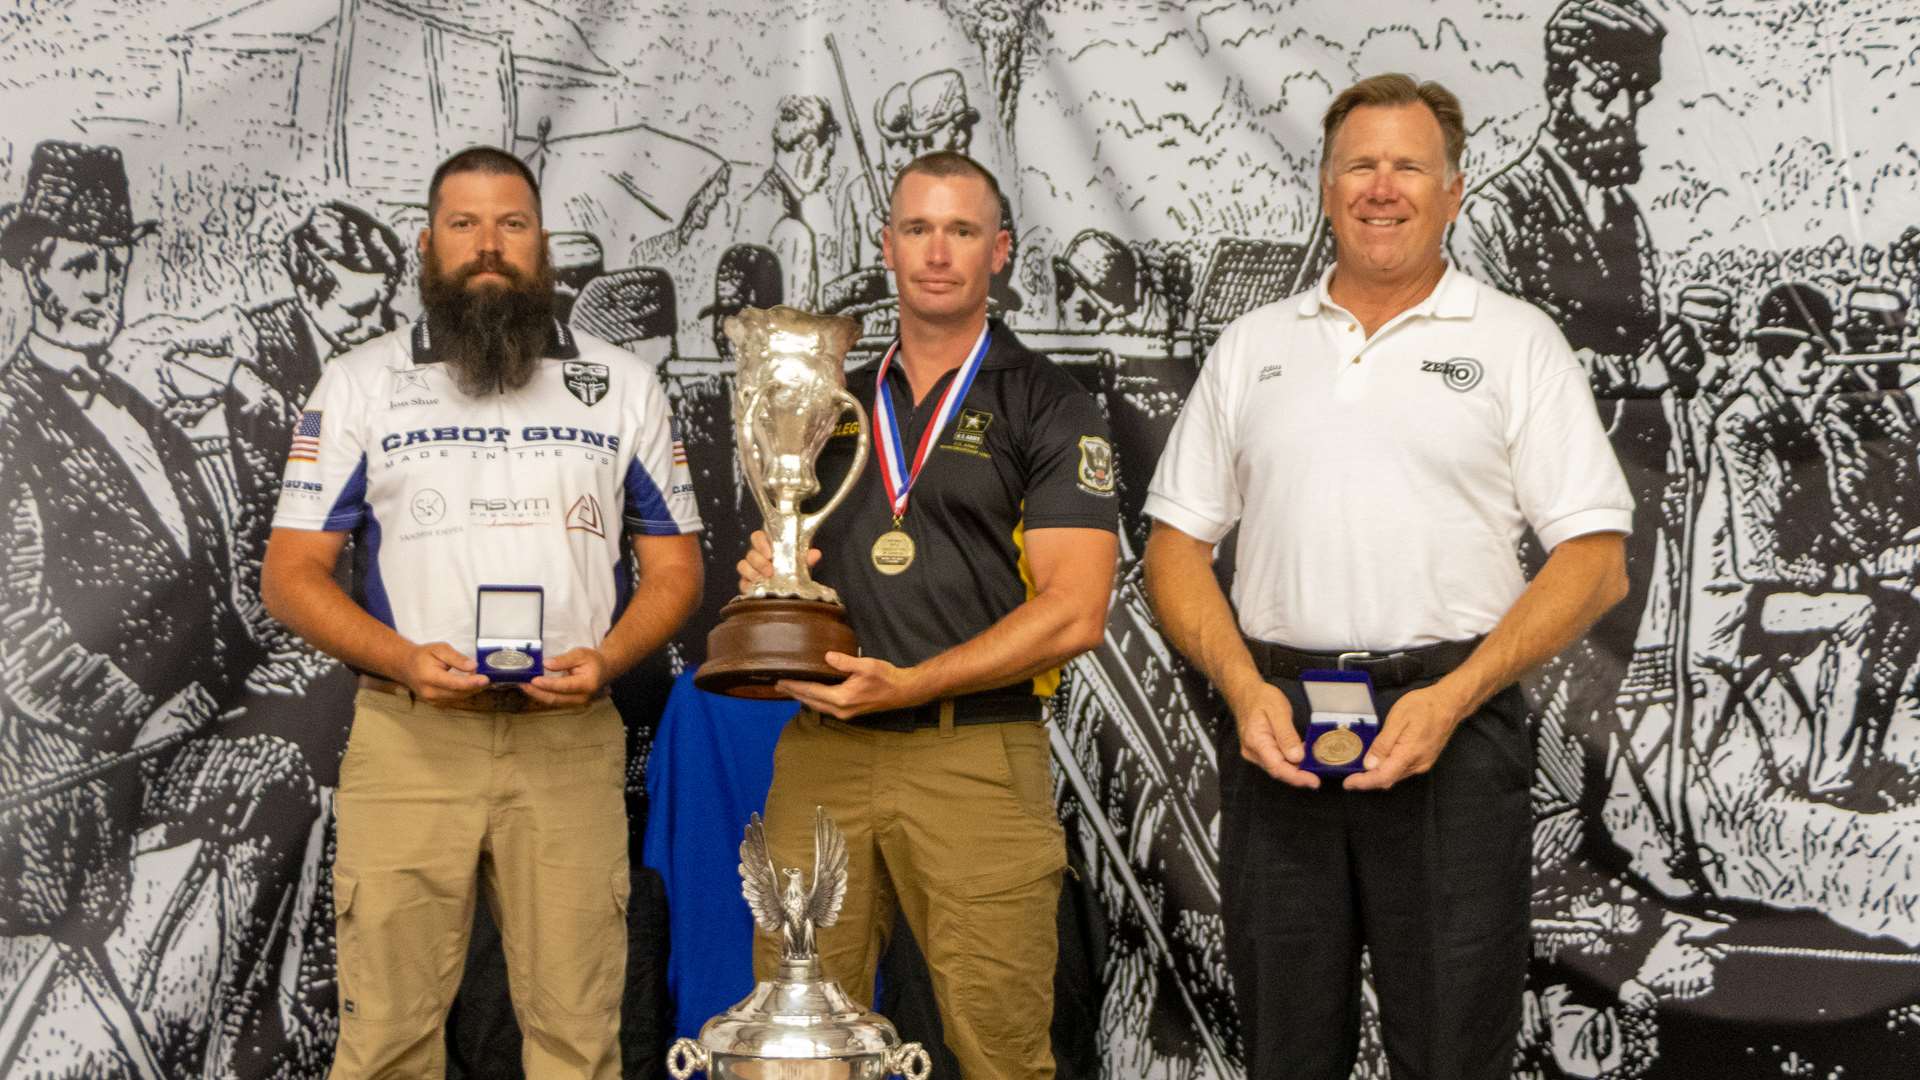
[271,319,702,659]
[1145,265,1632,651]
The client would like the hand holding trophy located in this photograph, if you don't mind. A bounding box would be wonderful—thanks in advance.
[695,306,869,698]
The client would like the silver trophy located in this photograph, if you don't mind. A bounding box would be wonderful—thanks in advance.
[695,306,870,699]
[666,809,931,1080]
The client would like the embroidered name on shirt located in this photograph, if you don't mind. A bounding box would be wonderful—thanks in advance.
[1257,364,1285,382]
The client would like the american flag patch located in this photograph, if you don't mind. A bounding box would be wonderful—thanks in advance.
[672,438,688,466]
[289,411,322,463]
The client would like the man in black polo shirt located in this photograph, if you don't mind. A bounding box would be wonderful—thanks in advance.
[737,151,1118,1080]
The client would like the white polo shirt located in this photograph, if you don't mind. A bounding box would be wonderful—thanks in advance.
[271,319,702,659]
[1144,265,1631,651]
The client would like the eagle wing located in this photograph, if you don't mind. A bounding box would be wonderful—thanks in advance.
[737,812,782,934]
[804,806,849,929]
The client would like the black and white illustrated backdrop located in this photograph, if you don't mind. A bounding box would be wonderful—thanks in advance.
[2,1,1918,1077]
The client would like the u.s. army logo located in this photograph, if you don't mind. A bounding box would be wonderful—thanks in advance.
[1077,435,1115,494]
[947,408,993,452]
[563,361,610,405]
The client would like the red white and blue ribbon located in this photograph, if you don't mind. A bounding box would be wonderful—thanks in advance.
[872,324,992,519]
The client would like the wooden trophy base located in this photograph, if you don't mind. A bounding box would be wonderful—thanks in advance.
[695,597,859,699]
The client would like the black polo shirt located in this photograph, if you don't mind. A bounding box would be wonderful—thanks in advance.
[808,319,1117,697]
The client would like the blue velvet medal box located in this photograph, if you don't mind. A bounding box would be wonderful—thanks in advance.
[476,585,544,683]
[1298,669,1379,777]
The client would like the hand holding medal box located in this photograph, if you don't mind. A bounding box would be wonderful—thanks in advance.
[1297,670,1380,776]
[697,307,870,699]
[475,585,544,683]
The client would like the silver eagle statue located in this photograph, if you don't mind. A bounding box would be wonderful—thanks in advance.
[668,807,930,1079]
[739,806,849,964]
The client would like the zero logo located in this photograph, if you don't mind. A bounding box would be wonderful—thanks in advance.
[1421,357,1484,393]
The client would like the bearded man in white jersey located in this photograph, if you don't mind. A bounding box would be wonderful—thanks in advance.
[263,146,703,1079]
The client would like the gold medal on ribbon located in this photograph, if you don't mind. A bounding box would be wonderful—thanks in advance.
[871,528,916,575]
[1312,727,1364,767]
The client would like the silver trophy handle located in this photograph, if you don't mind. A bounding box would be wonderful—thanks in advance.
[666,1037,709,1079]
[889,1042,933,1079]
[798,387,869,538]
[734,382,779,529]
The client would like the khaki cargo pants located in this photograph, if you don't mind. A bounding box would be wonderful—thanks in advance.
[753,711,1066,1080]
[330,688,629,1079]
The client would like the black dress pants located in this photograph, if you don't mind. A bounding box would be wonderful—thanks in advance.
[1220,677,1533,1080]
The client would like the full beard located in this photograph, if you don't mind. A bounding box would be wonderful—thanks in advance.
[419,246,556,396]
[1552,110,1644,189]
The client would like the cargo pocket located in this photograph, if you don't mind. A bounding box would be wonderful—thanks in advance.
[535,863,630,1018]
[595,867,632,1010]
[331,873,363,1021]
[331,871,446,1021]
[930,860,1063,1069]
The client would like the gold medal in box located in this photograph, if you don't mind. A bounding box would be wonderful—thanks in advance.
[1298,670,1379,776]
[1311,726,1365,767]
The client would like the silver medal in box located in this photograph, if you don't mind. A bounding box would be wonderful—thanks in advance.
[475,585,543,682]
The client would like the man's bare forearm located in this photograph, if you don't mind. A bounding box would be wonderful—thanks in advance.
[261,530,415,681]
[1142,521,1264,705]
[913,585,1103,700]
[1432,530,1629,716]
[597,534,703,678]
[910,528,1116,701]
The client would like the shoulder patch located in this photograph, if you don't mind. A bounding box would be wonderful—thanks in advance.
[1077,435,1115,494]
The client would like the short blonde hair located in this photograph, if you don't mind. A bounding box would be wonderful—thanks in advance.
[1319,74,1467,179]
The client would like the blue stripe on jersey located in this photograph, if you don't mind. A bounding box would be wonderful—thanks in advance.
[323,455,370,530]
[610,553,634,633]
[358,508,395,629]
[623,457,679,535]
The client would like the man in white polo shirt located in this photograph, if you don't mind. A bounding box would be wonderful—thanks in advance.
[1142,75,1631,1079]
[262,147,703,1078]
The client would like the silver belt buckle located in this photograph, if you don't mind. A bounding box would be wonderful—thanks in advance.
[1337,651,1371,671]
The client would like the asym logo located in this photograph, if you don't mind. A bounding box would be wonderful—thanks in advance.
[1421,356,1484,392]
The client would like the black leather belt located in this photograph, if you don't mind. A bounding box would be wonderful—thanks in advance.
[1245,637,1483,688]
[851,689,1044,732]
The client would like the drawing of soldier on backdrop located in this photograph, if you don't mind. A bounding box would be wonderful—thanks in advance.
[829,73,967,282]
[1051,229,1192,337]
[735,94,842,312]
[1711,283,1920,808]
[227,202,407,688]
[0,139,317,1078]
[826,68,1021,316]
[1451,0,1709,863]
